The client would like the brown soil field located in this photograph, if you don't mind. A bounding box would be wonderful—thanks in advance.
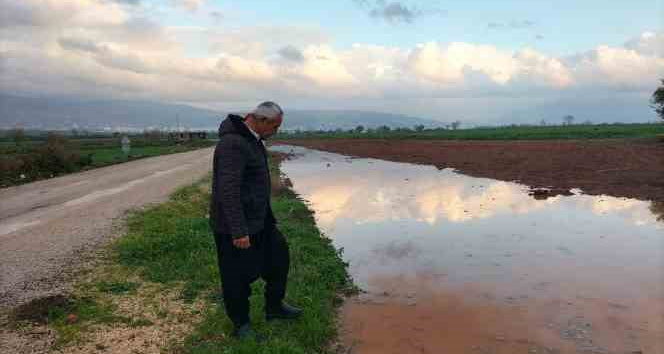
[273,139,664,202]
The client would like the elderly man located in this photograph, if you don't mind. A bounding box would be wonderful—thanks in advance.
[209,101,301,339]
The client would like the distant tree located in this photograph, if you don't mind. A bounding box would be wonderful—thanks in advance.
[414,124,425,132]
[47,131,68,146]
[144,128,162,142]
[539,119,547,126]
[10,127,26,144]
[355,125,364,133]
[377,125,391,132]
[451,120,461,130]
[563,115,575,126]
[651,79,664,121]
[582,120,593,125]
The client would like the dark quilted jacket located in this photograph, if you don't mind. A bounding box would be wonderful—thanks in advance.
[209,114,276,238]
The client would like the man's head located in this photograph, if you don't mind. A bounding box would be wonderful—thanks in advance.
[245,101,283,139]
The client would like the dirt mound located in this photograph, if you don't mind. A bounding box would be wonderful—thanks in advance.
[11,294,71,324]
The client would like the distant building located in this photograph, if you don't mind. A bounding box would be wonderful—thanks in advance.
[168,131,208,142]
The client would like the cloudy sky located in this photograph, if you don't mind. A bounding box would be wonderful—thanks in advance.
[0,0,662,125]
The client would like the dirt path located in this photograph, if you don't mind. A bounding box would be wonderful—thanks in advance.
[274,139,664,202]
[0,147,214,310]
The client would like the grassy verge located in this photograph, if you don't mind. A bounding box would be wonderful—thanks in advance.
[116,153,355,353]
[8,293,149,349]
[8,152,354,353]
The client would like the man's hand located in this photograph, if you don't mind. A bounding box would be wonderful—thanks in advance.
[233,236,251,249]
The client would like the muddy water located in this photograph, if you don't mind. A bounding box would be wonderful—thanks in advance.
[272,146,663,354]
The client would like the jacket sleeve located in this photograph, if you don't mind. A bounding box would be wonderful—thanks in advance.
[216,135,248,239]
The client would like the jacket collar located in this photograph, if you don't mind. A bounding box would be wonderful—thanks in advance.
[243,121,261,141]
[226,114,258,142]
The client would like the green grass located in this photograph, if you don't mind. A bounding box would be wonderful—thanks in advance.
[46,296,133,348]
[9,152,352,351]
[85,143,215,167]
[112,154,354,353]
[7,293,149,348]
[95,280,140,294]
[8,284,155,348]
[276,123,664,140]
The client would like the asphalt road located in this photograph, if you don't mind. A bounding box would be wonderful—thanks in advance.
[0,147,214,310]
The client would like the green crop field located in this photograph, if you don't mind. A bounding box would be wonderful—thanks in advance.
[83,143,213,167]
[0,134,216,188]
[276,123,664,141]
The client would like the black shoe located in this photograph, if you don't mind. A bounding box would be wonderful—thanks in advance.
[266,302,303,321]
[231,323,264,341]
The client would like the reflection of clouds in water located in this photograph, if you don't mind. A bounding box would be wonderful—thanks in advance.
[415,181,558,224]
[279,147,663,304]
[283,147,662,229]
[579,195,662,227]
[305,170,558,226]
[591,197,641,214]
[307,184,357,228]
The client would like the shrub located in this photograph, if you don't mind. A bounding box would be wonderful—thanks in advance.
[0,132,94,187]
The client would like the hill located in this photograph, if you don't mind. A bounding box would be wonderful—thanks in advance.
[0,95,443,132]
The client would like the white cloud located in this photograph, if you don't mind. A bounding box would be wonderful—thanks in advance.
[0,0,661,122]
[175,0,207,12]
[205,25,330,59]
[298,45,359,88]
[572,45,664,90]
[405,42,578,91]
[511,48,573,88]
[408,41,518,85]
[0,0,128,28]
[625,31,664,57]
[215,55,276,82]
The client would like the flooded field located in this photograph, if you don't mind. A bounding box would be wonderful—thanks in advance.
[272,145,663,354]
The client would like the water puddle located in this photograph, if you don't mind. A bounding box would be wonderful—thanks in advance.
[273,146,663,354]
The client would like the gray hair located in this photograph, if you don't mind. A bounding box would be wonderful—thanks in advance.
[250,101,283,121]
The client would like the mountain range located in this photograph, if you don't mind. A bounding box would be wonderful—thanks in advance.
[0,95,443,132]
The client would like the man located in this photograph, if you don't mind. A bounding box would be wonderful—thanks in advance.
[209,101,302,339]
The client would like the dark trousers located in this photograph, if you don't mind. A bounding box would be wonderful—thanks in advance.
[213,224,290,326]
